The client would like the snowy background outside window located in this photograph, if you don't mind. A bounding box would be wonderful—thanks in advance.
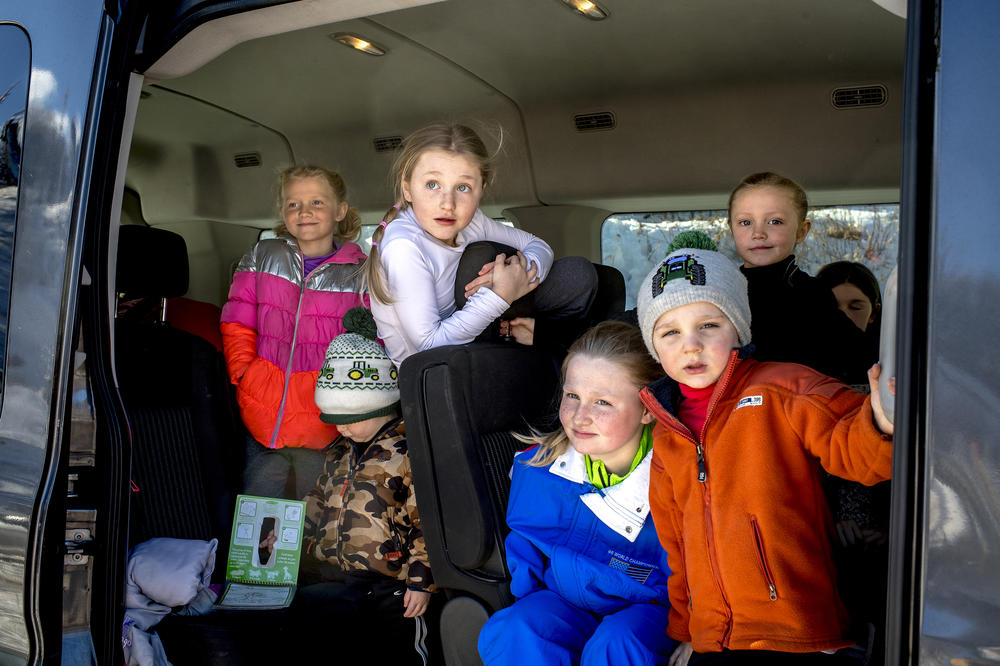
[602,204,899,309]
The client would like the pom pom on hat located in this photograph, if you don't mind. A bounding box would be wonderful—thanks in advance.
[636,246,752,362]
[315,308,400,426]
[341,306,378,341]
[666,230,718,254]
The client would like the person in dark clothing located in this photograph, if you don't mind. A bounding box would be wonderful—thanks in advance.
[817,260,883,375]
[727,172,873,385]
[454,239,598,358]
[730,174,889,662]
[817,260,890,664]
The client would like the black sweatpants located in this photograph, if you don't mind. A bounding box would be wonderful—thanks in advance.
[290,573,440,665]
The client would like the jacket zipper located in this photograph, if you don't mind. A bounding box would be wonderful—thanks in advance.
[268,255,311,447]
[333,422,401,570]
[642,350,739,485]
[750,515,778,601]
[335,441,363,568]
[701,482,733,646]
[698,353,737,459]
[694,443,706,482]
[387,512,406,561]
[642,349,741,647]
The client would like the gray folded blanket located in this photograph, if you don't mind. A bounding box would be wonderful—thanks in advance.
[123,538,218,666]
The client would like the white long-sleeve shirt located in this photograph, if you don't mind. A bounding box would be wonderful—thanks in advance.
[370,207,554,367]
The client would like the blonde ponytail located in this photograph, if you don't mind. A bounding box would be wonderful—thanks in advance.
[338,206,362,243]
[518,427,573,468]
[362,203,405,304]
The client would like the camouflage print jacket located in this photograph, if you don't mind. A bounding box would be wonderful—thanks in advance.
[303,418,434,592]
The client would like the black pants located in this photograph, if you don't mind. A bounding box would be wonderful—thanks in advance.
[454,240,598,349]
[289,573,440,665]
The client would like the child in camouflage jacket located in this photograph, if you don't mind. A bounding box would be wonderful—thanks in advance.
[294,307,435,664]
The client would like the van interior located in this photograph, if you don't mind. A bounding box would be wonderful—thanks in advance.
[78,0,911,663]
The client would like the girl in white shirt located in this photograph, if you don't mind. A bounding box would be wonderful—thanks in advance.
[366,123,596,367]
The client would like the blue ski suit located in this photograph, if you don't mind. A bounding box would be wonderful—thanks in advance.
[478,445,675,665]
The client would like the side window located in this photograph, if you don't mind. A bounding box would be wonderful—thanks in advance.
[602,204,899,308]
[0,25,30,396]
[358,225,377,254]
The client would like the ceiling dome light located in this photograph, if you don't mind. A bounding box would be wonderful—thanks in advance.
[330,33,386,56]
[559,0,608,20]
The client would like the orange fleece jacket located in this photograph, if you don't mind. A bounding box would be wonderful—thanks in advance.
[639,351,892,654]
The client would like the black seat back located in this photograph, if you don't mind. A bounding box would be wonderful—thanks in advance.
[399,342,561,612]
[115,225,242,578]
[591,263,627,317]
[399,266,624,664]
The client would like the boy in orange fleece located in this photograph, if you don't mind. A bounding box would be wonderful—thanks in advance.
[635,244,893,665]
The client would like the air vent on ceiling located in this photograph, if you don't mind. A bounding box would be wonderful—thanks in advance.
[233,152,262,168]
[574,111,616,132]
[373,135,403,152]
[831,85,887,109]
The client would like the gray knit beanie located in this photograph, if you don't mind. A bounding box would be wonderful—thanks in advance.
[636,247,752,361]
[315,307,401,425]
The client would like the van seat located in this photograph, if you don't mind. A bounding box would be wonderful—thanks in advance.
[116,222,224,351]
[115,225,242,578]
[399,342,562,663]
[591,262,627,316]
[166,296,224,351]
[397,263,626,663]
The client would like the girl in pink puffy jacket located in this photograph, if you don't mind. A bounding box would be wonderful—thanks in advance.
[221,165,366,499]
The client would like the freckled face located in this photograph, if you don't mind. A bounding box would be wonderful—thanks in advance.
[559,355,654,475]
[402,149,484,247]
[832,282,876,332]
[729,185,810,268]
[652,302,740,389]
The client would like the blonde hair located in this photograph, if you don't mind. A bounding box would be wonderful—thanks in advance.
[519,321,664,468]
[273,165,362,244]
[727,171,809,227]
[364,123,497,303]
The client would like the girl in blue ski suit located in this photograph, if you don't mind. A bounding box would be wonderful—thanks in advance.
[479,321,676,666]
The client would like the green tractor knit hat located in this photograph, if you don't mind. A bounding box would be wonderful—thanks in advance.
[314,307,400,425]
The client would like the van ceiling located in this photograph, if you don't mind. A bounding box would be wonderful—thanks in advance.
[128,0,905,227]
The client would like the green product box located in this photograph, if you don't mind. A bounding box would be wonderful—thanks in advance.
[217,494,305,609]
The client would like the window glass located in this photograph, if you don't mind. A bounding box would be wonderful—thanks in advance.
[0,25,30,392]
[358,225,376,254]
[602,204,899,309]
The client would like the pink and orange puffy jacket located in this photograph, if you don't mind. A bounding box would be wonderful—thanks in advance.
[221,236,367,450]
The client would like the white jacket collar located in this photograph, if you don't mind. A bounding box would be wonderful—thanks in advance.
[548,448,652,543]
